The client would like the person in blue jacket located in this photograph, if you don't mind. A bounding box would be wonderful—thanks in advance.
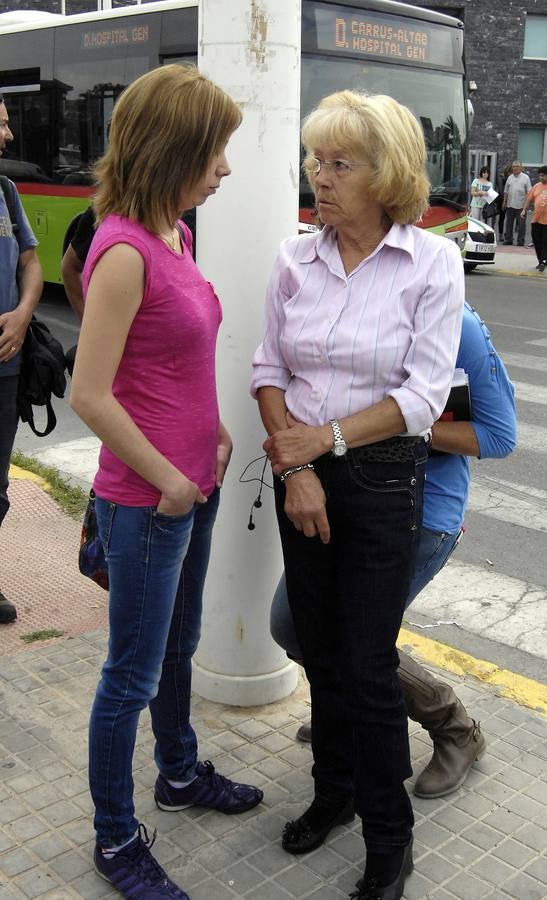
[271,302,517,851]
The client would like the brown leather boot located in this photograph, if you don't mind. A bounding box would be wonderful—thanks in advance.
[398,650,486,798]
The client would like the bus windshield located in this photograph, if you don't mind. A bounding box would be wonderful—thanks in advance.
[301,57,467,212]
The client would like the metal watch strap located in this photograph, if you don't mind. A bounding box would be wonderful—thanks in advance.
[329,418,347,456]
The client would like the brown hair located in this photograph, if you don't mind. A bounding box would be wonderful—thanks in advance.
[301,91,430,225]
[93,64,241,232]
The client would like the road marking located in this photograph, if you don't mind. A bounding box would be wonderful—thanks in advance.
[502,352,547,374]
[527,337,547,347]
[513,381,547,406]
[514,421,547,454]
[468,478,547,533]
[30,437,100,484]
[407,559,547,664]
[398,628,547,714]
[486,321,547,334]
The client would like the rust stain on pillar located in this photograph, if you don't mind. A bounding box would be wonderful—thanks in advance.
[249,0,269,69]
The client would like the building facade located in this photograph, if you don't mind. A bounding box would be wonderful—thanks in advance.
[0,0,545,182]
[408,0,547,184]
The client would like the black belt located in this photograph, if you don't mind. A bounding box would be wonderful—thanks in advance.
[345,435,425,463]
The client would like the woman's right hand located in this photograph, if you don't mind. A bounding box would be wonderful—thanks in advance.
[284,470,330,544]
[157,475,207,517]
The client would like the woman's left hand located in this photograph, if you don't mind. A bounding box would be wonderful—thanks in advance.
[264,413,330,475]
[216,421,233,487]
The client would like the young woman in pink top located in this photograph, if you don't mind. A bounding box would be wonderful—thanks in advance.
[71,65,262,900]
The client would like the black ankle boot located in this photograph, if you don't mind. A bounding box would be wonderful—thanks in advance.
[350,838,413,899]
[282,796,354,854]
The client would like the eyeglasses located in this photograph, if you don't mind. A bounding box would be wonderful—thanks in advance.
[309,158,368,177]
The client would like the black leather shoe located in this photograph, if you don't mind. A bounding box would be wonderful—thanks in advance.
[349,838,413,899]
[282,797,354,854]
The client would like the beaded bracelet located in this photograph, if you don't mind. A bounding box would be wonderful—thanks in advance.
[279,463,315,483]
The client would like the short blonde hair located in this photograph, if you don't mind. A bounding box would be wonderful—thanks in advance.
[301,91,430,225]
[93,64,241,232]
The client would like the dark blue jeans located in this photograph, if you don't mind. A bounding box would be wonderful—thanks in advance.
[271,526,462,659]
[0,375,19,528]
[274,443,427,854]
[90,488,220,848]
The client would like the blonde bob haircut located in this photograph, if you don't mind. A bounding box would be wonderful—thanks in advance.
[93,64,241,232]
[302,91,430,225]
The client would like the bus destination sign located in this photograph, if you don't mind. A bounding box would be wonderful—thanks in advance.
[82,24,150,50]
[312,3,457,68]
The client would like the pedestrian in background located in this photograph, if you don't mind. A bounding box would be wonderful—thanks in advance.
[0,92,43,625]
[503,160,531,245]
[252,91,464,900]
[470,166,492,220]
[71,65,263,900]
[521,165,547,272]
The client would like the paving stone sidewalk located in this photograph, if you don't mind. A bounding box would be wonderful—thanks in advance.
[0,630,546,900]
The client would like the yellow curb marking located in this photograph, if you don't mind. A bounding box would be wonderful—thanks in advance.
[494,269,544,278]
[398,628,547,715]
[9,463,50,492]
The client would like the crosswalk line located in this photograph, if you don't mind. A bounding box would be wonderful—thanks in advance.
[502,352,547,374]
[468,476,547,533]
[31,436,100,484]
[513,381,547,406]
[514,421,547,454]
[408,559,546,661]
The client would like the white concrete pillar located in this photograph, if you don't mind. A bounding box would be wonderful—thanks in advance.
[193,0,301,706]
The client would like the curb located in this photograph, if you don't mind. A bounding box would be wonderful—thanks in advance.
[492,268,545,278]
[9,462,50,491]
[399,627,547,715]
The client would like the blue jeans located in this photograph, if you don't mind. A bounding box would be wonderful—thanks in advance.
[90,488,220,847]
[274,443,427,853]
[271,525,462,658]
[0,375,19,528]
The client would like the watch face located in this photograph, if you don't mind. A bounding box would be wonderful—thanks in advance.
[333,443,347,457]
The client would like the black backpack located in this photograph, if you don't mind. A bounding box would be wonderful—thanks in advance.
[0,174,19,235]
[17,317,67,437]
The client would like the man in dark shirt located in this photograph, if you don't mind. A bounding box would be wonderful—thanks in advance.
[61,205,96,323]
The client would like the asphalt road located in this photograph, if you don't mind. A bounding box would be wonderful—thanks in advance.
[13,271,547,682]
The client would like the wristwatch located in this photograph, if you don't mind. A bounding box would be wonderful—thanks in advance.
[329,419,347,457]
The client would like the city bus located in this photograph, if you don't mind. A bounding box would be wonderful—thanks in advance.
[0,0,469,283]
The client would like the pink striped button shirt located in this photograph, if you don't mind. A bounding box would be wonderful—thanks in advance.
[251,224,464,435]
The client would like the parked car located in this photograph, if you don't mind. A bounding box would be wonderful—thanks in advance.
[464,216,496,272]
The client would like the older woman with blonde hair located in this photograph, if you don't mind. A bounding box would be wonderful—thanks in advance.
[252,91,464,900]
[71,64,263,899]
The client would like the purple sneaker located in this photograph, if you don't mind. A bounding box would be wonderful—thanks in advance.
[94,824,189,898]
[154,760,263,814]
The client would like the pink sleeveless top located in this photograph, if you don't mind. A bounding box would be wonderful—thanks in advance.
[83,214,221,505]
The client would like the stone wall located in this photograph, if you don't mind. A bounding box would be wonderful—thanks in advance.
[408,0,547,180]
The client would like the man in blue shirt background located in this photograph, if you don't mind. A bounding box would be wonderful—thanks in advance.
[0,92,43,624]
[271,302,517,828]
